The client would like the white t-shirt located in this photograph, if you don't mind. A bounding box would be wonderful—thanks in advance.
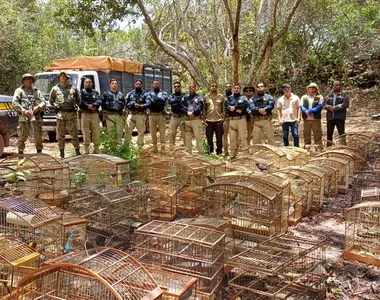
[277,93,300,122]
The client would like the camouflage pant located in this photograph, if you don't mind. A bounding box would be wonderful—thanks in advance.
[17,120,43,151]
[57,112,79,149]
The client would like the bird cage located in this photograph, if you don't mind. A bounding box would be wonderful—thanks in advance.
[66,185,140,247]
[361,188,380,202]
[200,175,287,238]
[16,248,163,299]
[0,238,41,298]
[279,146,310,166]
[328,146,367,173]
[0,196,63,257]
[50,207,88,253]
[307,163,339,197]
[342,133,372,158]
[134,220,225,297]
[228,233,327,299]
[375,158,380,174]
[146,268,197,300]
[64,154,130,188]
[282,166,325,212]
[344,202,380,266]
[0,153,70,199]
[308,157,351,194]
[273,170,313,223]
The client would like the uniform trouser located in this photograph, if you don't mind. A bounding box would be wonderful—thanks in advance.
[17,120,43,151]
[247,119,253,145]
[303,119,322,147]
[105,113,124,144]
[149,114,166,147]
[81,112,100,153]
[229,118,248,158]
[327,119,346,147]
[205,120,223,155]
[169,116,185,148]
[223,120,230,154]
[57,112,79,150]
[125,114,147,148]
[185,118,204,154]
[252,119,275,145]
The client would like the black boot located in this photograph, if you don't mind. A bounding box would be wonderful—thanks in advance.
[75,149,81,156]
[18,150,23,154]
[37,149,42,153]
[60,149,65,158]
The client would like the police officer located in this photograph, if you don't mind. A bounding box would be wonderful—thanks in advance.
[13,73,46,154]
[225,84,249,159]
[223,83,233,156]
[168,81,186,149]
[145,80,168,153]
[49,71,81,158]
[244,86,255,145]
[250,82,275,145]
[79,77,102,154]
[102,79,126,144]
[183,84,204,154]
[125,79,149,149]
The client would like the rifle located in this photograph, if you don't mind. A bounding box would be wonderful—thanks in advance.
[27,95,35,137]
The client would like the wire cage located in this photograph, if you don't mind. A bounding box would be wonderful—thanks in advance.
[16,248,163,299]
[64,154,130,188]
[344,202,380,266]
[227,233,327,299]
[133,220,225,297]
[146,268,197,300]
[65,185,141,248]
[0,153,70,200]
[273,170,312,224]
[281,166,326,213]
[0,196,63,257]
[308,157,351,194]
[0,238,41,299]
[200,175,287,238]
[361,187,380,203]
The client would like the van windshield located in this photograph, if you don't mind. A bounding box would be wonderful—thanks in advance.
[34,74,78,95]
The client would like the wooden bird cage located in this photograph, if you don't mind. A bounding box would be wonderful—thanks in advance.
[0,238,41,299]
[308,157,351,194]
[228,233,327,299]
[66,185,141,247]
[328,146,367,172]
[0,153,70,198]
[279,146,310,166]
[0,196,63,257]
[146,268,197,300]
[273,170,313,224]
[344,202,380,266]
[340,133,373,158]
[374,158,380,174]
[281,166,326,212]
[64,154,130,188]
[134,220,225,297]
[16,248,163,299]
[200,175,287,238]
[361,187,380,203]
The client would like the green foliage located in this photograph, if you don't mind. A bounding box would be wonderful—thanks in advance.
[1,158,31,194]
[71,167,88,188]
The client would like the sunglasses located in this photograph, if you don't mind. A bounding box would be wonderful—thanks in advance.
[174,85,181,88]
[211,85,218,87]
[245,89,253,92]
[257,85,264,88]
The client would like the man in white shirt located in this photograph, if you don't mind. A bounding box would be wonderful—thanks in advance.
[277,84,301,147]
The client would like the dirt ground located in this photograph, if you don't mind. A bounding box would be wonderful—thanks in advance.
[2,87,380,299]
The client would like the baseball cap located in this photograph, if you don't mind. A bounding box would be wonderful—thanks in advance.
[307,82,318,89]
[282,83,291,90]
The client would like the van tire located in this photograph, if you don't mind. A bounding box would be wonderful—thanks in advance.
[0,135,4,157]
[48,132,57,142]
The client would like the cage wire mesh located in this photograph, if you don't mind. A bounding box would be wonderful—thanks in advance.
[344,202,380,266]
[0,237,41,298]
[16,248,163,299]
[133,220,225,297]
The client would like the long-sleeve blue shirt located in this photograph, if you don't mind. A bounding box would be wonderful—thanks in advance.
[225,94,249,117]
[182,93,203,117]
[126,89,149,112]
[168,92,185,115]
[249,93,275,116]
[80,88,102,112]
[144,89,168,113]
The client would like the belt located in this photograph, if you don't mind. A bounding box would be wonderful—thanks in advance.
[172,113,184,118]
[58,108,76,112]
[150,112,164,116]
[81,110,98,114]
[229,116,243,120]
[105,111,123,115]
[253,116,271,121]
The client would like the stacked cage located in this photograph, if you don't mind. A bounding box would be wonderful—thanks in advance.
[0,196,63,257]
[0,153,70,202]
[227,233,327,299]
[64,154,130,188]
[16,248,163,299]
[0,238,41,299]
[344,202,380,266]
[66,185,142,248]
[361,187,380,202]
[201,175,287,238]
[134,220,225,298]
[341,133,373,159]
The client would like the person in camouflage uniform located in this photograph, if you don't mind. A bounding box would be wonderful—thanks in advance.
[49,71,81,158]
[12,73,46,154]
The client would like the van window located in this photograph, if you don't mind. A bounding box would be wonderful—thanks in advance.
[81,75,96,90]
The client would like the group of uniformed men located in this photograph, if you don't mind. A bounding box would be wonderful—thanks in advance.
[13,71,349,158]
